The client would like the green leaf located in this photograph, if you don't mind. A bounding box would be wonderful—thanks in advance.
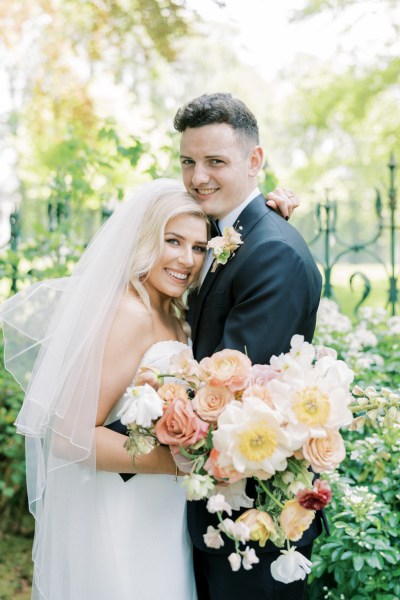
[366,553,384,570]
[353,555,364,571]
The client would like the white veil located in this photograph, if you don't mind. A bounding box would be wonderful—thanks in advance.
[0,178,187,599]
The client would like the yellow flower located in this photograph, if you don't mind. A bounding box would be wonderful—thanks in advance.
[292,386,330,427]
[237,509,277,547]
[280,499,315,542]
[238,422,277,462]
[212,399,292,478]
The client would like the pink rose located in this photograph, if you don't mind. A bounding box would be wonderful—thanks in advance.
[296,479,332,510]
[192,385,235,422]
[303,429,346,473]
[199,349,252,392]
[155,397,209,449]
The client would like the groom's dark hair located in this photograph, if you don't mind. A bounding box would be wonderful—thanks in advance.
[173,93,259,147]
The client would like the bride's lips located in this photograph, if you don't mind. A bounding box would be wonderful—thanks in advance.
[164,268,190,284]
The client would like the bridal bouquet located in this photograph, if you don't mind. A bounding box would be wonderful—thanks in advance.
[117,335,399,584]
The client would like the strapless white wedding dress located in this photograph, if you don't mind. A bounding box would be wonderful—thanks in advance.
[93,341,197,600]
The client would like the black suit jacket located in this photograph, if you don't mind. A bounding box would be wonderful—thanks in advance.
[187,194,324,553]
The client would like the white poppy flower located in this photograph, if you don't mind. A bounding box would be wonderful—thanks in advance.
[213,398,292,478]
[270,547,312,583]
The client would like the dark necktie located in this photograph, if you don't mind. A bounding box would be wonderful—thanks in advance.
[210,219,221,237]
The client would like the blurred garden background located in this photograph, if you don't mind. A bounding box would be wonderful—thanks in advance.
[0,0,399,598]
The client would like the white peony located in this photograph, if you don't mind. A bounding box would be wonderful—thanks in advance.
[117,384,164,428]
[270,547,312,583]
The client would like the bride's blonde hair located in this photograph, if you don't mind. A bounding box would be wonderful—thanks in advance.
[128,182,209,330]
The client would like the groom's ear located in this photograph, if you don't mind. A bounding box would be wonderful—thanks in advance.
[248,145,264,176]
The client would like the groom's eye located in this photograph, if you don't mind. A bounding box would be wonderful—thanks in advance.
[181,159,194,166]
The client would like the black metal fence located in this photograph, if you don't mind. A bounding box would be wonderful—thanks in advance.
[307,155,398,315]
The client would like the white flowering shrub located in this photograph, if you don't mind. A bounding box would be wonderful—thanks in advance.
[308,300,400,600]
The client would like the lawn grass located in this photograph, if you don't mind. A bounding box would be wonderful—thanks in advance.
[320,263,393,318]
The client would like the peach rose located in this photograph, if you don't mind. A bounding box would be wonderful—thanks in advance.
[169,349,200,381]
[280,499,315,542]
[154,397,209,449]
[236,509,277,547]
[192,385,235,422]
[157,382,188,405]
[242,384,275,408]
[204,448,244,483]
[199,349,252,392]
[302,429,346,473]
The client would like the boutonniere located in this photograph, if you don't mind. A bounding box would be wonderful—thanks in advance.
[207,226,243,272]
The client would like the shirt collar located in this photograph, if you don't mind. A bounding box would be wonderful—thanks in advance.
[218,187,261,231]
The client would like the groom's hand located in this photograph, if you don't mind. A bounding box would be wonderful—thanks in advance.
[266,187,300,220]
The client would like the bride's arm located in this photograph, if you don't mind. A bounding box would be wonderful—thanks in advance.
[95,297,177,475]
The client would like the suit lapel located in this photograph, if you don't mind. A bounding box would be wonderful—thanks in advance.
[192,194,268,343]
[191,263,222,342]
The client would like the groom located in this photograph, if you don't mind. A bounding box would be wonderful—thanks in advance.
[174,93,323,600]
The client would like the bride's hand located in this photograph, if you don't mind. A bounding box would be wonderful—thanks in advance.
[266,187,300,220]
[169,447,195,475]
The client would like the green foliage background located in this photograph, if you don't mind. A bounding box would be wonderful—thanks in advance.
[0,0,399,598]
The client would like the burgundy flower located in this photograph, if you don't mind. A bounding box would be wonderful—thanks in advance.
[296,479,332,510]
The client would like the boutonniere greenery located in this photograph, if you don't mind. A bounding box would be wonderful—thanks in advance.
[207,226,243,272]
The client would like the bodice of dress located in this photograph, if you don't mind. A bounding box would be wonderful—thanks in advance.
[105,340,189,424]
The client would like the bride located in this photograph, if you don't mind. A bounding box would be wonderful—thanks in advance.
[0,179,208,600]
